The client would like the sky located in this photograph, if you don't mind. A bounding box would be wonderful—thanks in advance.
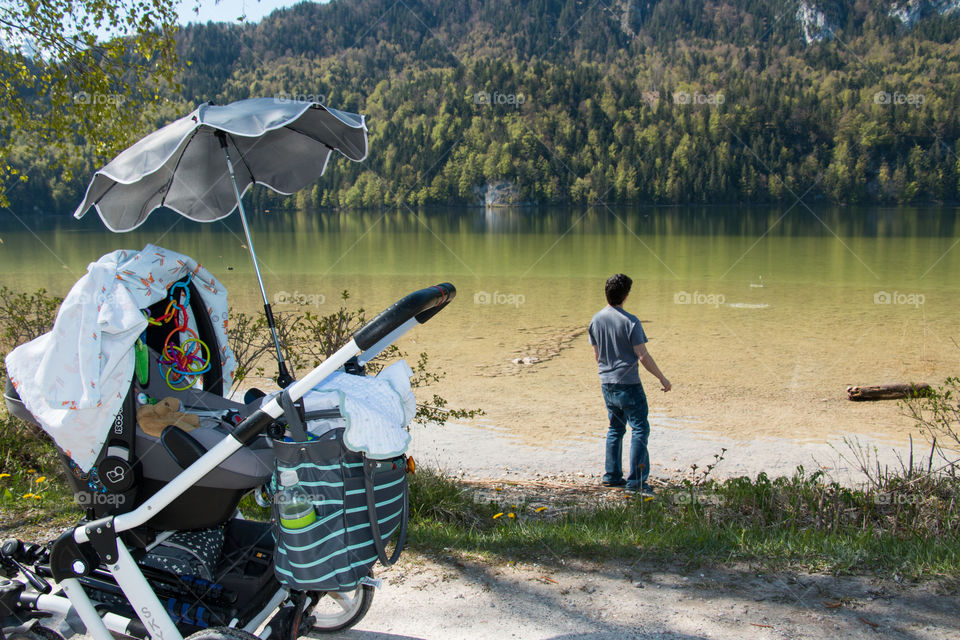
[177,0,317,25]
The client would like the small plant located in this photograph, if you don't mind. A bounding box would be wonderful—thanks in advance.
[0,286,62,379]
[226,310,272,392]
[408,467,498,527]
[296,290,364,365]
[902,376,960,458]
[0,411,71,516]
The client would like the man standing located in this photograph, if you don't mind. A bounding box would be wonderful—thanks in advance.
[588,274,671,495]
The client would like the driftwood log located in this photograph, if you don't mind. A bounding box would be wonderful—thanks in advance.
[846,383,932,401]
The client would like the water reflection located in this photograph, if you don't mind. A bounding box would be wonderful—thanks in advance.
[4,204,958,238]
[0,205,958,290]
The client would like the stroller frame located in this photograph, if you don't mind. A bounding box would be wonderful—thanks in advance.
[2,283,455,640]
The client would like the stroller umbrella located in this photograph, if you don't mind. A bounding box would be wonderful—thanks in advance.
[73,97,369,387]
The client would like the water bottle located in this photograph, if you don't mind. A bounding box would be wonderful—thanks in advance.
[277,470,316,529]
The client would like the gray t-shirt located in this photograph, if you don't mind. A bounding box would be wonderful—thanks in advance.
[588,305,648,384]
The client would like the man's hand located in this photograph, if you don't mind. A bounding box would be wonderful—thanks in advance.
[635,343,670,391]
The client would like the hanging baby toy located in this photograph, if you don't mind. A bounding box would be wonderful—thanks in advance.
[145,275,211,390]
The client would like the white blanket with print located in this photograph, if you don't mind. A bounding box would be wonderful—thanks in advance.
[5,244,234,471]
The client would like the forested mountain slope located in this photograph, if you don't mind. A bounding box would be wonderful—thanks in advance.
[10,0,960,212]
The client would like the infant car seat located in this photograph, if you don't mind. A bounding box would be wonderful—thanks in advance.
[4,276,273,531]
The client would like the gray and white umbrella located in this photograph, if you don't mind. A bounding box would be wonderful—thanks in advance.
[74,97,369,386]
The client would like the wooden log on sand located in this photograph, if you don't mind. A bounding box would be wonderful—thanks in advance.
[846,383,932,401]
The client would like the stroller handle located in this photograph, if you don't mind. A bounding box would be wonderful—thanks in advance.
[353,283,456,350]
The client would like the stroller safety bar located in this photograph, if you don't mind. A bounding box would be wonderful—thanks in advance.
[353,283,455,350]
[73,283,457,544]
[357,283,456,364]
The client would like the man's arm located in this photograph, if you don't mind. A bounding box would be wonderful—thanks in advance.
[634,343,671,392]
[592,344,599,363]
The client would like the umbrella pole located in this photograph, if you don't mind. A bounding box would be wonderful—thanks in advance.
[218,134,295,388]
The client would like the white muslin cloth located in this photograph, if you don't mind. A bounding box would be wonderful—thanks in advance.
[302,360,416,458]
[5,244,234,470]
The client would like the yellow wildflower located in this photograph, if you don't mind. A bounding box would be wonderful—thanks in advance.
[535,506,548,513]
[0,473,10,479]
[26,469,36,474]
[35,476,46,483]
[507,513,515,519]
[492,512,503,519]
[22,493,34,499]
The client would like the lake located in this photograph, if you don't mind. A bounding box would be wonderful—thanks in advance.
[1,205,958,454]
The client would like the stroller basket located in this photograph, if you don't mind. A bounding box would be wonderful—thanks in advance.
[271,423,408,591]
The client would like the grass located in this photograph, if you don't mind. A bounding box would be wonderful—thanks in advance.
[407,466,960,578]
[0,415,76,522]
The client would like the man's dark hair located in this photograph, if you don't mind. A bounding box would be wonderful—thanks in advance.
[605,273,632,306]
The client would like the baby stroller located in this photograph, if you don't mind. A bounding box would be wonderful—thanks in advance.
[0,246,456,640]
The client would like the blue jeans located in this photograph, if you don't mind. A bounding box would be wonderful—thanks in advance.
[601,383,650,489]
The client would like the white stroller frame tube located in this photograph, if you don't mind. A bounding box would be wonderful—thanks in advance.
[59,579,115,640]
[356,317,418,366]
[33,592,146,639]
[108,543,183,640]
[242,588,290,633]
[59,283,456,640]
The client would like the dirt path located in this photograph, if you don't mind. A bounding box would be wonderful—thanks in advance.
[319,554,959,640]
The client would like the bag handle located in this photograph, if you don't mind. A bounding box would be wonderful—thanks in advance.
[363,457,408,566]
[279,389,310,442]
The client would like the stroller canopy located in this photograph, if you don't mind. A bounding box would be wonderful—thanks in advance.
[5,244,234,470]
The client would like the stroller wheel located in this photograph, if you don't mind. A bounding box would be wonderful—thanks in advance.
[307,583,375,633]
[185,627,259,640]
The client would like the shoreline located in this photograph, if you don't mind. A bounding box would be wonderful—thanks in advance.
[408,416,924,488]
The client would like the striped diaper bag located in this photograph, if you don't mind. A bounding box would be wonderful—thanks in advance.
[271,393,408,591]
